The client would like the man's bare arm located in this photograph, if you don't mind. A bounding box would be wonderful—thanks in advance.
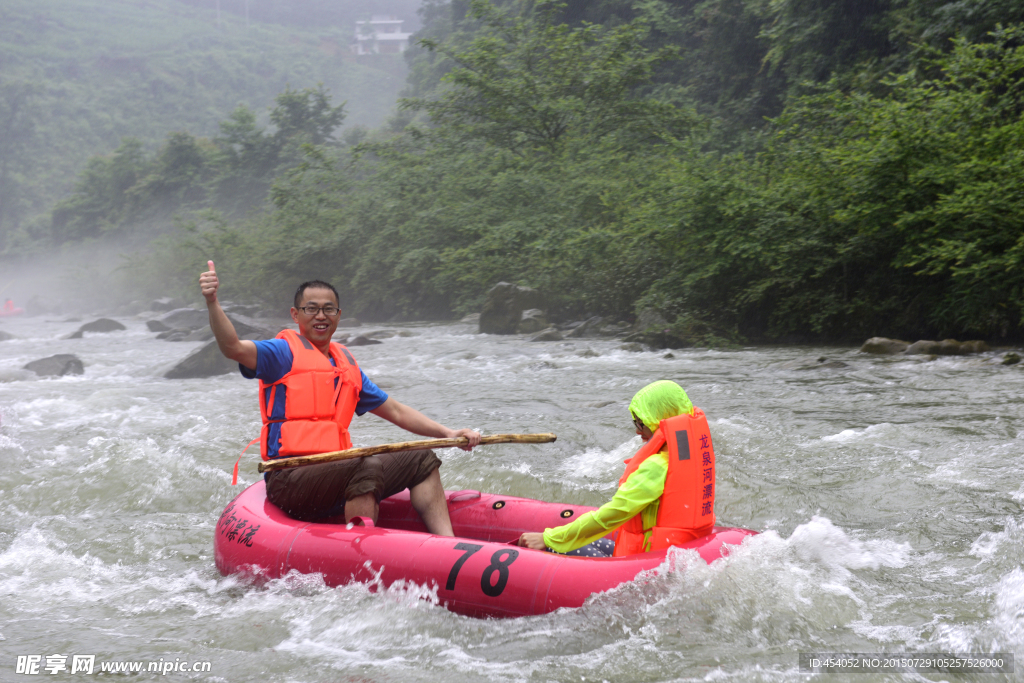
[200,260,257,371]
[370,398,481,450]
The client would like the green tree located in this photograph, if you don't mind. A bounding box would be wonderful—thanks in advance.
[616,25,1024,341]
[214,85,344,210]
[0,80,41,249]
[404,0,691,153]
[51,139,149,242]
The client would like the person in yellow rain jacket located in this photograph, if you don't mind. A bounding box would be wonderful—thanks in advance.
[518,380,716,557]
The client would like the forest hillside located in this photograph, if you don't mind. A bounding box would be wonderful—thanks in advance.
[0,0,420,249]
[11,0,1024,344]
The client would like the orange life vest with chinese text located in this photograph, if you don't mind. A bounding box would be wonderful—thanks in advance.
[257,329,362,460]
[612,409,716,557]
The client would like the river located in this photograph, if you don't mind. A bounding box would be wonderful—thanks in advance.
[1,312,1022,682]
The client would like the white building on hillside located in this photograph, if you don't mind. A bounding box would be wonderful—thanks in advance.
[353,15,412,55]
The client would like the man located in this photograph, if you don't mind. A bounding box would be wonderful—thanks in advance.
[200,261,481,535]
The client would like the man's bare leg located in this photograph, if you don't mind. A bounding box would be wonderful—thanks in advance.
[345,493,378,525]
[410,468,454,536]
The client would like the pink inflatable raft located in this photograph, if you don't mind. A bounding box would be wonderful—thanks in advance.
[215,481,756,618]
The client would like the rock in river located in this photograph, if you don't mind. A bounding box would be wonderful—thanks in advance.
[479,282,544,334]
[564,316,604,338]
[348,335,383,346]
[859,337,910,354]
[529,328,563,342]
[162,325,273,379]
[157,308,209,330]
[24,354,85,377]
[66,318,126,338]
[517,309,549,334]
[905,339,989,355]
[163,341,236,379]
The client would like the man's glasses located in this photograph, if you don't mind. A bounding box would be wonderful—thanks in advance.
[298,304,340,317]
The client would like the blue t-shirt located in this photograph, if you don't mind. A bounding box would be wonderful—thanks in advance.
[240,338,389,459]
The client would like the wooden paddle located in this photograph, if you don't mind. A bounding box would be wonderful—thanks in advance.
[257,433,557,473]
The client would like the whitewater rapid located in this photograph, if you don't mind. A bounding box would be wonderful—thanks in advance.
[1,313,1022,681]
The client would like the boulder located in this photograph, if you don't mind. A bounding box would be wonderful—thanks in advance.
[575,348,600,358]
[24,354,85,377]
[599,322,631,337]
[71,318,126,337]
[150,297,184,312]
[158,308,208,330]
[479,282,545,334]
[348,335,383,346]
[156,329,192,341]
[336,318,362,328]
[1003,352,1021,366]
[66,319,126,339]
[959,340,989,354]
[163,341,236,379]
[618,342,647,352]
[146,320,171,333]
[565,316,605,338]
[528,328,563,342]
[183,326,215,342]
[517,309,549,334]
[0,330,15,341]
[905,339,950,355]
[365,330,397,339]
[224,313,274,340]
[905,339,989,355]
[859,337,909,354]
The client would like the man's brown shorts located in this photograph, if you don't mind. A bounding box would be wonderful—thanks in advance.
[265,448,441,521]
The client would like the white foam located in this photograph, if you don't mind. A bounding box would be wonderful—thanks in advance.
[989,568,1024,649]
[821,423,893,443]
[788,516,910,573]
[559,438,638,482]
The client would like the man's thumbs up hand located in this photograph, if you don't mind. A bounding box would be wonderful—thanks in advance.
[200,260,219,303]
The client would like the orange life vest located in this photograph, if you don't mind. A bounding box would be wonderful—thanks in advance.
[258,329,363,460]
[612,408,716,557]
